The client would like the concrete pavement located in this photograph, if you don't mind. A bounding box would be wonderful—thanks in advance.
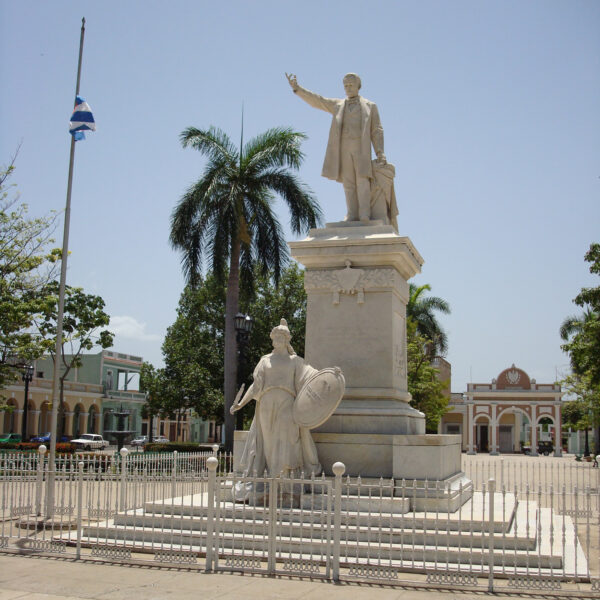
[0,554,594,600]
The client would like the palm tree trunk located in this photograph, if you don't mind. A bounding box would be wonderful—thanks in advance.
[223,236,241,451]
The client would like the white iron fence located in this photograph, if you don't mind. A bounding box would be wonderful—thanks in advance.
[1,449,599,595]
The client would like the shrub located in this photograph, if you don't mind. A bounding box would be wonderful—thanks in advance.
[0,442,75,454]
[143,442,209,453]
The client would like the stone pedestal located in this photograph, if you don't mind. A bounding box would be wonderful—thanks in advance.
[233,220,471,508]
[289,221,426,436]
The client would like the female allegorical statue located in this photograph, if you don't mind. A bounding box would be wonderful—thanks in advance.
[230,319,322,479]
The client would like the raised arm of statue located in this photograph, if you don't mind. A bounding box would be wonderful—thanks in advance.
[285,73,340,115]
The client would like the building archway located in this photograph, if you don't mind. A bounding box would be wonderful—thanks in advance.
[72,404,84,438]
[39,401,51,434]
[497,406,531,453]
[88,406,98,434]
[474,414,491,452]
[2,398,18,433]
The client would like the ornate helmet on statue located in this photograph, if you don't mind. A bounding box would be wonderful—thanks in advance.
[270,318,296,355]
[270,318,291,341]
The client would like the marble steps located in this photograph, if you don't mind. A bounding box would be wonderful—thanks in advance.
[68,524,560,569]
[141,489,513,533]
[136,503,513,535]
[108,510,536,552]
[54,491,588,575]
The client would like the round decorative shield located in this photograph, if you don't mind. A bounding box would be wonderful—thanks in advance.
[293,367,345,429]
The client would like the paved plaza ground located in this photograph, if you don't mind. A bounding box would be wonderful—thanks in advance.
[0,553,596,600]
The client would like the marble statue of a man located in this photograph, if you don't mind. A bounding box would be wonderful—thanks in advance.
[286,72,387,223]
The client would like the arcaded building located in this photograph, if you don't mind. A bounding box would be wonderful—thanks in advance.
[440,365,563,456]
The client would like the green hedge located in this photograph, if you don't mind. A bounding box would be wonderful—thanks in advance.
[143,442,215,453]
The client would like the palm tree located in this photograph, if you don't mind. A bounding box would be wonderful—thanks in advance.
[170,126,322,449]
[559,309,596,341]
[406,283,450,357]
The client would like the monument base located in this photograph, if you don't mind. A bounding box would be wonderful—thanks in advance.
[313,398,425,435]
[233,430,471,511]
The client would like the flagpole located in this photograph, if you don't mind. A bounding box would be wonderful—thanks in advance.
[47,17,86,519]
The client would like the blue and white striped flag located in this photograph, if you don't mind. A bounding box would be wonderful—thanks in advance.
[69,95,95,141]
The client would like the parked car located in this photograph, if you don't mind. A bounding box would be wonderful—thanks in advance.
[537,440,554,456]
[152,436,170,444]
[0,433,22,443]
[130,436,148,447]
[71,433,109,451]
[30,432,69,443]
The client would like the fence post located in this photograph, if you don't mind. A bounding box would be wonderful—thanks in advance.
[488,478,496,592]
[171,450,178,499]
[76,461,84,560]
[267,477,278,575]
[332,461,345,582]
[119,447,128,511]
[205,456,218,572]
[35,445,47,516]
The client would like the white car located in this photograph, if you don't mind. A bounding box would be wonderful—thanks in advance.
[71,433,109,451]
[152,436,170,444]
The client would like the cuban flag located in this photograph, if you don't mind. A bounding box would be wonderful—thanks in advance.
[69,95,95,141]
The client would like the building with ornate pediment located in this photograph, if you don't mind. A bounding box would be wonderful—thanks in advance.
[439,365,563,456]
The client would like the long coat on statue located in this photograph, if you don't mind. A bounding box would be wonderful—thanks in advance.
[294,85,384,182]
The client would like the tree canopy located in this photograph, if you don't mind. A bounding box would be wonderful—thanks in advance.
[406,318,449,432]
[560,242,600,450]
[561,243,600,387]
[0,156,60,397]
[407,283,450,357]
[33,283,114,437]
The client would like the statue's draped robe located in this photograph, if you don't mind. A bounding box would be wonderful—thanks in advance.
[237,353,321,479]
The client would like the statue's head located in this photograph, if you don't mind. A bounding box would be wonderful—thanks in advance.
[270,318,291,342]
[270,318,295,355]
[343,73,361,98]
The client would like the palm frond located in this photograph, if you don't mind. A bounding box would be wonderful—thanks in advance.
[180,127,237,164]
[255,169,322,233]
[243,128,307,173]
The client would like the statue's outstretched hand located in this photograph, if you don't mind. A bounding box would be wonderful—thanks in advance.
[376,152,387,166]
[286,72,299,92]
[230,384,246,414]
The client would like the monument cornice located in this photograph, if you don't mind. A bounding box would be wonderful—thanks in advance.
[289,225,423,280]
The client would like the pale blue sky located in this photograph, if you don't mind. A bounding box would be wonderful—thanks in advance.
[1,1,599,392]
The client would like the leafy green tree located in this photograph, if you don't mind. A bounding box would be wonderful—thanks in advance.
[34,283,114,437]
[561,372,600,454]
[406,319,449,432]
[140,361,170,442]
[0,157,60,398]
[561,243,600,387]
[407,283,450,357]
[160,276,225,423]
[560,243,600,451]
[561,399,588,432]
[170,126,321,449]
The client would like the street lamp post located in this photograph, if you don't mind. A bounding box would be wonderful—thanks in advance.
[21,364,34,441]
[234,312,254,430]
